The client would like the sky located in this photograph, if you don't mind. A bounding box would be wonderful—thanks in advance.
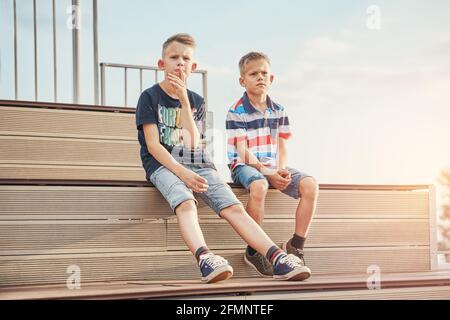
[1,0,450,192]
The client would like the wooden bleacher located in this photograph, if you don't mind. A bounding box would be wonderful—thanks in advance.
[1,99,449,300]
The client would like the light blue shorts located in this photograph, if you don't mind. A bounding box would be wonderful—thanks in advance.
[150,164,241,216]
[231,165,313,199]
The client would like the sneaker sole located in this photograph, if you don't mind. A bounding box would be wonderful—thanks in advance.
[243,254,273,278]
[201,265,234,283]
[273,266,311,281]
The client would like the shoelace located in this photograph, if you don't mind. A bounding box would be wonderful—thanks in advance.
[256,253,272,270]
[279,254,302,268]
[292,248,306,265]
[201,253,228,269]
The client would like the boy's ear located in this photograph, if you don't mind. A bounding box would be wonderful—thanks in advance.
[191,62,197,72]
[157,59,164,70]
[239,76,245,87]
[270,74,274,84]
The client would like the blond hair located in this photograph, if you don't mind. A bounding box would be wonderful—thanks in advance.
[162,33,196,56]
[238,52,270,74]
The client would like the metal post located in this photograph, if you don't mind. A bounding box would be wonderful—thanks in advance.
[139,69,143,93]
[429,184,438,270]
[13,0,18,100]
[93,0,99,105]
[52,0,57,102]
[100,63,105,105]
[124,68,127,106]
[202,71,208,111]
[72,0,81,104]
[33,0,38,101]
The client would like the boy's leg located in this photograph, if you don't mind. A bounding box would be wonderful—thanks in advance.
[220,204,310,280]
[230,165,270,276]
[294,177,319,239]
[192,165,310,280]
[220,204,275,255]
[279,168,319,266]
[231,165,269,225]
[150,166,233,283]
[247,179,269,225]
[175,199,207,255]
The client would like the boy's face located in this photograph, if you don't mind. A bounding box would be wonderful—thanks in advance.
[239,59,274,95]
[158,41,197,80]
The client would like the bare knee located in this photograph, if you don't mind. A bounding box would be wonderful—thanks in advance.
[248,179,269,203]
[175,199,197,215]
[299,177,319,200]
[220,204,246,220]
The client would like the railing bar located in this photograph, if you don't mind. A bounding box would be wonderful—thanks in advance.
[93,0,99,105]
[139,69,142,93]
[52,0,57,102]
[13,0,18,100]
[155,70,158,83]
[72,0,80,104]
[124,68,127,107]
[202,71,208,111]
[33,0,38,101]
[100,63,105,105]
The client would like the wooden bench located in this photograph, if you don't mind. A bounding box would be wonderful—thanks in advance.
[0,100,446,299]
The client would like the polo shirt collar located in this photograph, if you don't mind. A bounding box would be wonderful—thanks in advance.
[242,92,280,114]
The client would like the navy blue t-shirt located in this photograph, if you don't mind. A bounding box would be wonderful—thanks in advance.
[136,84,213,180]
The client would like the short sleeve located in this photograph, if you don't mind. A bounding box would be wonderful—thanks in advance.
[226,110,247,146]
[278,108,292,139]
[136,91,157,130]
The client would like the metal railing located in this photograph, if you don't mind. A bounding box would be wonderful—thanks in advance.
[100,62,208,109]
[4,1,209,112]
[8,0,98,104]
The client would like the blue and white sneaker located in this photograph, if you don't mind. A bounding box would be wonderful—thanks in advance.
[199,253,234,283]
[273,253,311,281]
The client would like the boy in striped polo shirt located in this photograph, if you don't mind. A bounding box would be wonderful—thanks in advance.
[226,52,319,278]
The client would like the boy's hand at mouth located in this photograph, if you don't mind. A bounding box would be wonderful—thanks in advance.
[167,70,189,104]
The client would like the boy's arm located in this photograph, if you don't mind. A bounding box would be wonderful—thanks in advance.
[235,139,275,175]
[277,137,288,170]
[143,123,208,192]
[168,72,200,148]
[235,139,291,190]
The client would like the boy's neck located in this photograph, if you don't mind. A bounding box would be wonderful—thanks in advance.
[247,92,268,111]
[159,80,179,99]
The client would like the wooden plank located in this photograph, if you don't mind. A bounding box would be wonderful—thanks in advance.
[0,100,134,113]
[0,220,167,255]
[245,286,450,300]
[0,217,429,255]
[0,136,141,167]
[0,106,136,140]
[0,247,430,287]
[0,164,146,182]
[3,271,450,300]
[0,186,430,220]
[0,186,173,220]
[167,218,430,250]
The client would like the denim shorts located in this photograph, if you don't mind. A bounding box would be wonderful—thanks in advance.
[231,165,313,199]
[149,164,242,215]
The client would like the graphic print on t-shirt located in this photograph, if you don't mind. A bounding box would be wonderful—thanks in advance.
[157,104,183,146]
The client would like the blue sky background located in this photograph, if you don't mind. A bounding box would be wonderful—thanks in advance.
[1,0,450,192]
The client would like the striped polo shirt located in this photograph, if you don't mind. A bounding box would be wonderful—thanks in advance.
[226,92,292,171]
